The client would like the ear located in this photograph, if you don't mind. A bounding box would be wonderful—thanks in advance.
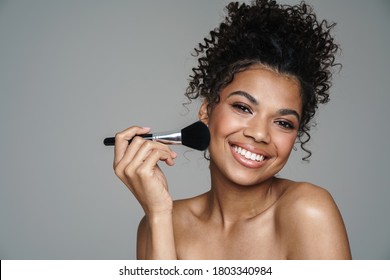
[198,100,209,126]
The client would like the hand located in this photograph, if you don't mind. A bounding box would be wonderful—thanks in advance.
[113,126,177,215]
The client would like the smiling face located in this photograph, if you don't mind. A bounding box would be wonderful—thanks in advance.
[200,65,302,187]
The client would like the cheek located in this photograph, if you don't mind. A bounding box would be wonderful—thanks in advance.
[273,132,297,155]
[208,105,242,138]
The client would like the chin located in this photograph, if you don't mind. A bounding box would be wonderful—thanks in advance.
[214,163,274,188]
[232,173,274,188]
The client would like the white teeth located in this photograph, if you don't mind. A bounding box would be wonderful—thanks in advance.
[259,155,264,161]
[233,145,265,162]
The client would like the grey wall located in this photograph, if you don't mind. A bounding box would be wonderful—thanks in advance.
[0,0,389,259]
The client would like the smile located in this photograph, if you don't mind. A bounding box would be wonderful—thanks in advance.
[233,145,266,162]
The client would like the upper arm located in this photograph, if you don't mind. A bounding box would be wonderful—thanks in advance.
[280,184,351,259]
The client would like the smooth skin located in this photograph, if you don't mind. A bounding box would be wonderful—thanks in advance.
[114,66,351,260]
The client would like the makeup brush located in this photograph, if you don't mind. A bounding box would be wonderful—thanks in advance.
[103,121,210,151]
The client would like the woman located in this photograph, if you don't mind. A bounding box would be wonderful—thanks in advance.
[113,0,351,259]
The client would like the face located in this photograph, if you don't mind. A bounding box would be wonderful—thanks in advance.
[200,66,302,187]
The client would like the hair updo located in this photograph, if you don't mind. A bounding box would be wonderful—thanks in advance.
[185,0,340,160]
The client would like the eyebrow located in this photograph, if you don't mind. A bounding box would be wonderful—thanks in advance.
[227,91,258,105]
[227,90,300,122]
[277,108,300,122]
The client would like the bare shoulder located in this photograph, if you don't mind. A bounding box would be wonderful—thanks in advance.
[275,181,338,233]
[275,180,351,259]
[277,180,338,213]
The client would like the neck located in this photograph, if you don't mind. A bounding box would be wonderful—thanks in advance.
[206,163,277,227]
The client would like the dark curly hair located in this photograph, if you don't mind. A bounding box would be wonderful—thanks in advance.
[185,0,340,160]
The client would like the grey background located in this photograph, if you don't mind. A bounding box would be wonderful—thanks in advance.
[0,0,389,260]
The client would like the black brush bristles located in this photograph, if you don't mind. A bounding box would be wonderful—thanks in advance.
[181,121,210,151]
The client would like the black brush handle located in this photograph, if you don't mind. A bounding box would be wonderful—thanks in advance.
[103,134,153,146]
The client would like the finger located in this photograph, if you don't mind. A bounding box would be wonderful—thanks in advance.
[113,126,151,167]
[114,136,149,178]
[130,140,177,168]
[134,148,176,179]
[143,149,176,167]
[114,136,142,179]
[121,140,175,180]
[116,138,176,183]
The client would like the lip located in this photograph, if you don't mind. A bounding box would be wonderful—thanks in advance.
[229,142,270,169]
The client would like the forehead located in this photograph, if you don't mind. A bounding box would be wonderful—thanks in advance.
[220,66,302,110]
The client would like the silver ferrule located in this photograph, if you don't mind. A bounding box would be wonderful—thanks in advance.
[152,130,182,145]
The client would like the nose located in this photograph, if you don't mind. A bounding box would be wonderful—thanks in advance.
[243,118,271,144]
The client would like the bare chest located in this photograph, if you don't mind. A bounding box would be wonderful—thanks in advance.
[174,216,285,259]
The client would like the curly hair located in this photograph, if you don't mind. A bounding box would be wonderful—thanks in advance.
[185,0,340,161]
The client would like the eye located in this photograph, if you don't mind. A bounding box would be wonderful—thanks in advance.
[232,103,252,114]
[275,120,295,130]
